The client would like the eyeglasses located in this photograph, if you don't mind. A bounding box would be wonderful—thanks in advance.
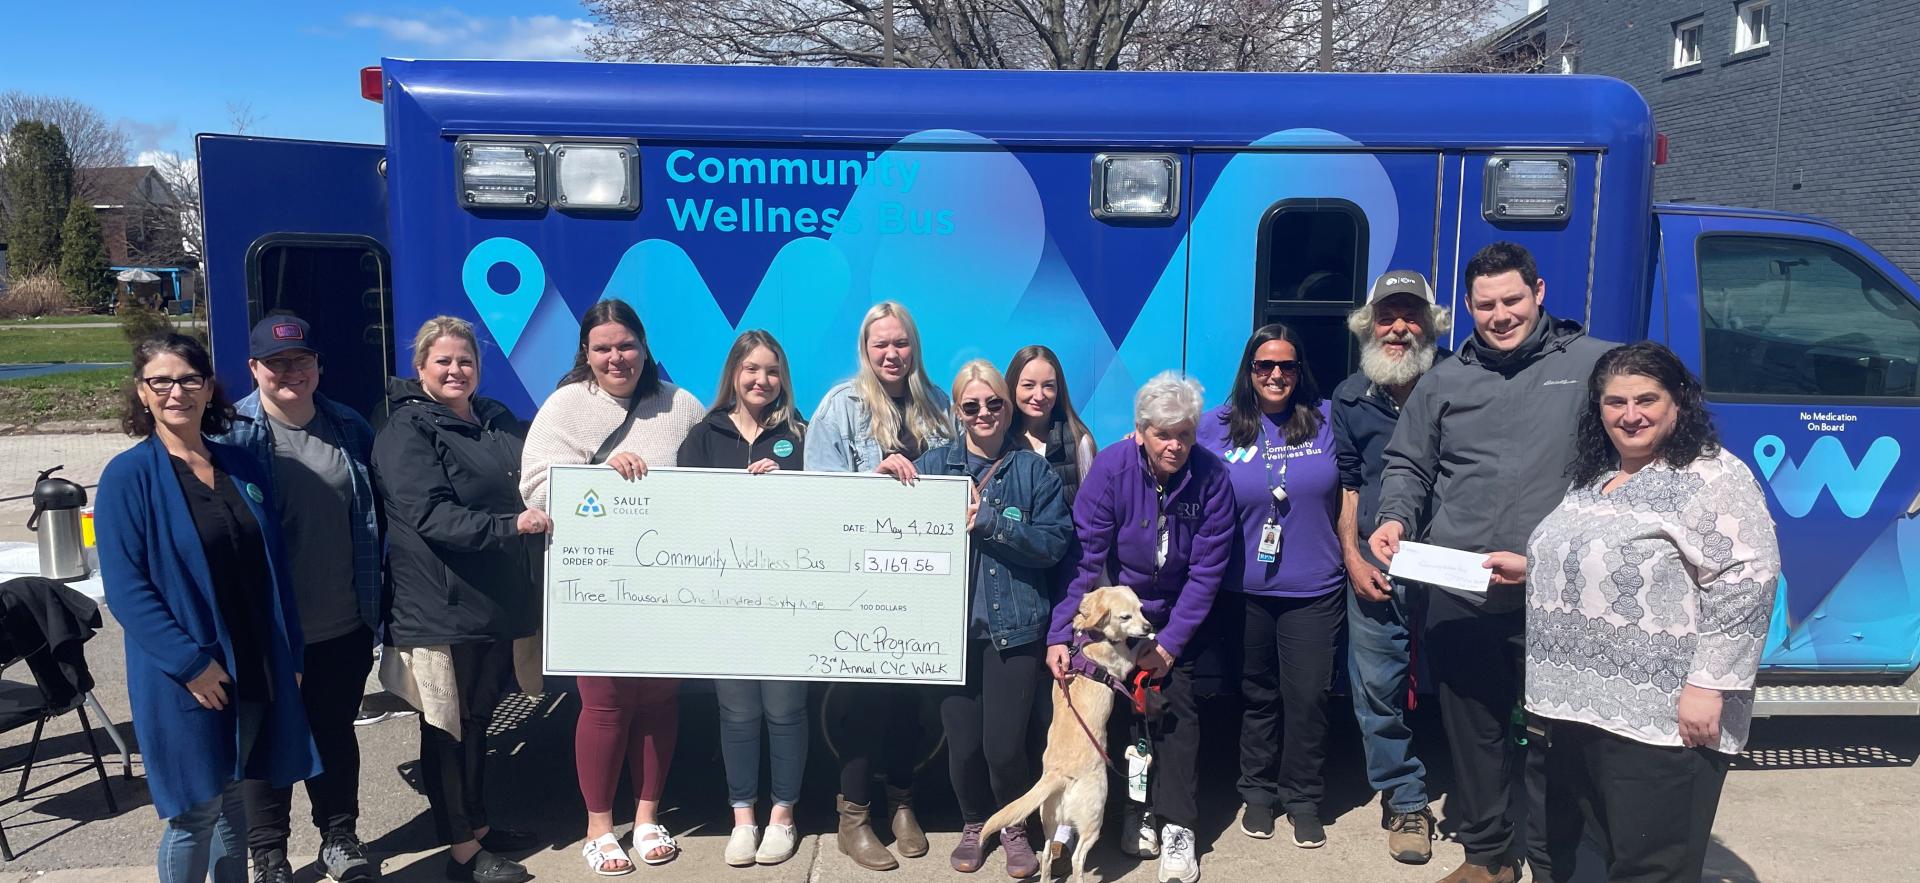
[261,354,318,374]
[1249,359,1302,376]
[959,397,1007,417]
[141,374,208,394]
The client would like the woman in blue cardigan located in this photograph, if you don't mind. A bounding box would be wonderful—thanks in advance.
[95,334,318,883]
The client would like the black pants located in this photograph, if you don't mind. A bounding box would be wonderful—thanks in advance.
[1542,720,1730,883]
[837,683,926,800]
[419,640,514,845]
[243,627,374,854]
[1114,648,1202,829]
[940,639,1045,824]
[1425,588,1549,869]
[1234,589,1343,816]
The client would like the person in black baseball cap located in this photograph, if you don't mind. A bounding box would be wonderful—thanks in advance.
[219,314,385,882]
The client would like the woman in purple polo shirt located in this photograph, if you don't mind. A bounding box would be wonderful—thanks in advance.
[1198,323,1346,850]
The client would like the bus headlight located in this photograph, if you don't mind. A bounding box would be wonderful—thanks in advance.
[1483,154,1571,223]
[1092,153,1180,219]
[457,140,545,209]
[553,142,639,212]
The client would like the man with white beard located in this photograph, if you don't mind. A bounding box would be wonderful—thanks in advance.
[1330,270,1448,864]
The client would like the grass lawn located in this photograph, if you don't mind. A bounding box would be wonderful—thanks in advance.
[0,368,126,426]
[0,325,134,364]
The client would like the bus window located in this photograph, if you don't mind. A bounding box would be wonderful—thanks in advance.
[1256,199,1369,390]
[1699,236,1920,400]
[247,235,394,422]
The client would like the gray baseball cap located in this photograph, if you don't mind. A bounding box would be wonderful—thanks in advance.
[1367,270,1435,305]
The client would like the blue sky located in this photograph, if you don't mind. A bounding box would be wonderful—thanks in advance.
[2,2,593,163]
[2,1,1532,167]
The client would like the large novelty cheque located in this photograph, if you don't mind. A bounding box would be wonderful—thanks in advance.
[543,464,971,685]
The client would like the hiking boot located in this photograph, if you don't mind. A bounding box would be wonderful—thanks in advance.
[1386,808,1435,864]
[319,832,375,881]
[1156,823,1199,883]
[950,822,986,872]
[1286,811,1326,848]
[251,849,293,883]
[1432,858,1519,883]
[1119,806,1159,858]
[1001,822,1039,878]
[1238,803,1275,839]
[885,785,929,858]
[836,793,898,871]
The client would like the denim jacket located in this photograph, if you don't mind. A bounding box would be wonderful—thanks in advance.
[218,390,383,634]
[915,443,1072,649]
[803,379,952,473]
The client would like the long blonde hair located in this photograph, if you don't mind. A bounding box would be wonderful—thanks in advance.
[853,301,947,453]
[710,329,805,437]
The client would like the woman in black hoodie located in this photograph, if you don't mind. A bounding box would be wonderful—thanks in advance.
[674,330,808,868]
[371,317,548,883]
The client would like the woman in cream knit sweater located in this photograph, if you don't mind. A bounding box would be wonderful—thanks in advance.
[519,299,702,875]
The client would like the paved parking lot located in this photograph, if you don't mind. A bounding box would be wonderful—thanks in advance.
[0,610,1914,882]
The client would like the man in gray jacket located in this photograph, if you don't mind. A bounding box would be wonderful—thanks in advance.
[1369,242,1613,883]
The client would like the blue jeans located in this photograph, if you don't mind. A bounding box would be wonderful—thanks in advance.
[715,679,809,808]
[158,781,247,883]
[1347,580,1429,815]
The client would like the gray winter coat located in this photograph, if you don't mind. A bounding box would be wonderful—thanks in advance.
[1374,313,1614,611]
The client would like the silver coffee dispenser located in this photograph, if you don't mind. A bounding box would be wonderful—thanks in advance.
[29,466,89,582]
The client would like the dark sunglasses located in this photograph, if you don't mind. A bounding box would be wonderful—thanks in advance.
[1249,359,1302,376]
[960,397,1007,417]
[141,374,209,394]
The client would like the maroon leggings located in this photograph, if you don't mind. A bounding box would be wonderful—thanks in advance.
[575,676,680,813]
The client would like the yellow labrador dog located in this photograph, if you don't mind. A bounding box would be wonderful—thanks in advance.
[983,586,1153,883]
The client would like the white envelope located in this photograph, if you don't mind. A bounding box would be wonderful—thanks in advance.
[1387,541,1491,597]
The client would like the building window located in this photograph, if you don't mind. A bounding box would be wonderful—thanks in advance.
[1735,0,1773,52]
[1673,17,1704,68]
[1698,236,1920,400]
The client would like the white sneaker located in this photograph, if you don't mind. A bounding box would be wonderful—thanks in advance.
[724,824,759,867]
[1156,824,1199,883]
[1119,807,1160,858]
[755,823,798,865]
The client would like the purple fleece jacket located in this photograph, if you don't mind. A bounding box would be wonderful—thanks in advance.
[1046,439,1238,659]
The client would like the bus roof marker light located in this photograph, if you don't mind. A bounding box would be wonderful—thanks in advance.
[457,140,546,210]
[553,141,640,212]
[1483,154,1571,224]
[1092,153,1179,220]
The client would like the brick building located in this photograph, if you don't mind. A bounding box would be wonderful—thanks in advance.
[1501,0,1920,280]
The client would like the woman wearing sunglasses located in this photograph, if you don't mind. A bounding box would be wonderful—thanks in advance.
[1199,323,1347,849]
[885,359,1072,877]
[95,334,318,883]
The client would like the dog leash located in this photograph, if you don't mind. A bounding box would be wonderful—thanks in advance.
[1054,669,1121,772]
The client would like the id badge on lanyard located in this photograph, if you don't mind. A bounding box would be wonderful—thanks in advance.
[1258,433,1289,563]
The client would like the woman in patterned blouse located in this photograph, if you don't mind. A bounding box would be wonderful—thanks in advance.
[1492,341,1779,883]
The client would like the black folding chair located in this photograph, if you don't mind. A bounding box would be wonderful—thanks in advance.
[0,579,117,861]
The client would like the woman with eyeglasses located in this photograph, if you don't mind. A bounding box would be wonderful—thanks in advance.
[96,334,318,883]
[804,300,951,871]
[1198,323,1346,849]
[885,359,1072,877]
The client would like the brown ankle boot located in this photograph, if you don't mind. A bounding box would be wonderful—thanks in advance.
[885,785,930,858]
[1433,858,1519,883]
[837,794,899,871]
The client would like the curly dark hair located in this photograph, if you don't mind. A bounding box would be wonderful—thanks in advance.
[122,333,235,438]
[1570,342,1720,486]
[1223,322,1323,448]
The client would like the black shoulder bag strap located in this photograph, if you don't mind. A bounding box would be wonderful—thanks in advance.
[589,393,644,465]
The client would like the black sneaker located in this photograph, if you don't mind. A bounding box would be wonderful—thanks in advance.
[1287,811,1327,848]
[446,849,531,883]
[478,826,540,852]
[320,832,376,881]
[1239,803,1276,839]
[251,848,294,883]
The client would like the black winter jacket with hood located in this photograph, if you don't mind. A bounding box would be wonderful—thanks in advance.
[372,378,539,646]
[675,408,806,471]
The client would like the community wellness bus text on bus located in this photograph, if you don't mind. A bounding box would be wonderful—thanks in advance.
[195,60,1920,714]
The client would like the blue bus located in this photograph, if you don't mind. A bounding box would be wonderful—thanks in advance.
[198,60,1920,714]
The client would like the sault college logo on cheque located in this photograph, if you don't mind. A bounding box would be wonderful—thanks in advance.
[576,490,608,517]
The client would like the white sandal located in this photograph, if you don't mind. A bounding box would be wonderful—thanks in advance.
[583,832,635,876]
[634,823,680,865]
